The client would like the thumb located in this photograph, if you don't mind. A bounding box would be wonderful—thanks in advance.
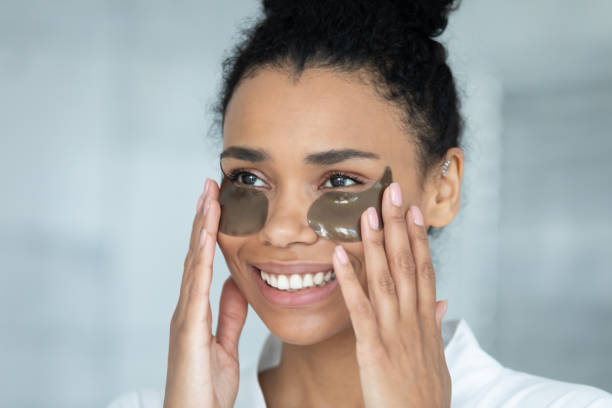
[216,277,248,358]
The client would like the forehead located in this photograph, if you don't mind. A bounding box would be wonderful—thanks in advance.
[223,67,414,160]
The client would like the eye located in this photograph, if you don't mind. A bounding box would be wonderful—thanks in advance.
[227,170,266,187]
[323,172,363,188]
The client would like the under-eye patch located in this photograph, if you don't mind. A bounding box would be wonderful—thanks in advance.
[217,177,269,236]
[218,166,393,242]
[307,166,392,241]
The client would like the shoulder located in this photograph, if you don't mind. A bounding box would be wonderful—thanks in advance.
[105,388,164,408]
[445,319,612,407]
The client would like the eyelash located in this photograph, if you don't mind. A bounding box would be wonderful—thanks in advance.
[225,168,365,189]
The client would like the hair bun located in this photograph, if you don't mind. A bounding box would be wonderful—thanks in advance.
[392,0,458,37]
[262,0,458,38]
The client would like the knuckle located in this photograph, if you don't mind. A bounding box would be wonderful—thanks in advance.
[357,338,386,364]
[366,230,385,247]
[352,298,374,319]
[414,226,430,244]
[170,313,188,336]
[191,255,206,272]
[189,279,209,298]
[393,252,415,274]
[418,261,436,281]
[377,273,397,296]
[386,208,406,224]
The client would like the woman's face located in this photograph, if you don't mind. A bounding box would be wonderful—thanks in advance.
[217,67,437,345]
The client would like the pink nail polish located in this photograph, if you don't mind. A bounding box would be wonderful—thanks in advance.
[390,183,402,207]
[410,205,424,226]
[335,245,349,265]
[367,207,379,230]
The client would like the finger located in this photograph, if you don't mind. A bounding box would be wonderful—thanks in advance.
[360,205,399,329]
[406,205,437,322]
[179,179,210,299]
[381,183,418,319]
[181,198,220,316]
[202,178,220,204]
[182,224,217,335]
[185,180,220,271]
[333,245,380,347]
[188,179,211,254]
[216,277,248,358]
[204,193,221,237]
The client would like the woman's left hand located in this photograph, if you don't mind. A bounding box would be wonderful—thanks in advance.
[332,182,451,408]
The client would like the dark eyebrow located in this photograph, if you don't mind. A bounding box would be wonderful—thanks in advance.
[304,149,380,165]
[219,146,379,165]
[220,146,269,162]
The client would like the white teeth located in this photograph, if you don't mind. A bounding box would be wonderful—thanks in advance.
[277,274,289,290]
[302,273,314,288]
[313,272,324,285]
[259,269,335,291]
[289,274,303,290]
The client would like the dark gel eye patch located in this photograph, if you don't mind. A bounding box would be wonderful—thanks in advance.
[218,166,393,242]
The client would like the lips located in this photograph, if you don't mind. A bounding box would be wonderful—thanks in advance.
[249,262,340,307]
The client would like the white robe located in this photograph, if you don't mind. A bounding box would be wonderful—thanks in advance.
[107,319,612,407]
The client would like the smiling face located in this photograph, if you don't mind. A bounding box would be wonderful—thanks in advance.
[217,67,454,345]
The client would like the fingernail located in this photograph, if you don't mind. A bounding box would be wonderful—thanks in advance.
[410,205,424,226]
[390,183,402,207]
[196,193,204,212]
[334,245,349,265]
[199,229,208,248]
[203,196,211,217]
[366,207,379,230]
[203,178,210,195]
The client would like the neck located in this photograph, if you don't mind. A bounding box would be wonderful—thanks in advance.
[259,326,364,408]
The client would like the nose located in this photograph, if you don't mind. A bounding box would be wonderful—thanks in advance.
[258,187,318,248]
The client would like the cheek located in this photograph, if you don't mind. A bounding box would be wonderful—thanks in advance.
[217,233,246,277]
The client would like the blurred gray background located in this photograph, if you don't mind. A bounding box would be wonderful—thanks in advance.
[1,0,611,406]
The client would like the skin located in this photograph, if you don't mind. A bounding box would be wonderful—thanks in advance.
[163,67,464,408]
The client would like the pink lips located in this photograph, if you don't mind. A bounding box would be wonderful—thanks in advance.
[250,263,339,307]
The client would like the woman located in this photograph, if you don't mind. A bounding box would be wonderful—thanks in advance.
[109,0,612,407]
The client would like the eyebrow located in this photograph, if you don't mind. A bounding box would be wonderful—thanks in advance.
[220,146,269,162]
[220,146,379,165]
[305,148,380,165]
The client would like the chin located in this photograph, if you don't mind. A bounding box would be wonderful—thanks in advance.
[232,272,351,345]
[261,310,353,346]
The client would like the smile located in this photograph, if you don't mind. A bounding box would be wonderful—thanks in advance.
[259,269,336,291]
[250,262,341,307]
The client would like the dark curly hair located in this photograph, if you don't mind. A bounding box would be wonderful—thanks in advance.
[211,0,463,189]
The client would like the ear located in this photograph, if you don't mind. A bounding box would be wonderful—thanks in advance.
[421,147,464,228]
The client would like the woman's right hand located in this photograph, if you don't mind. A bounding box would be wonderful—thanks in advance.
[163,179,249,408]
